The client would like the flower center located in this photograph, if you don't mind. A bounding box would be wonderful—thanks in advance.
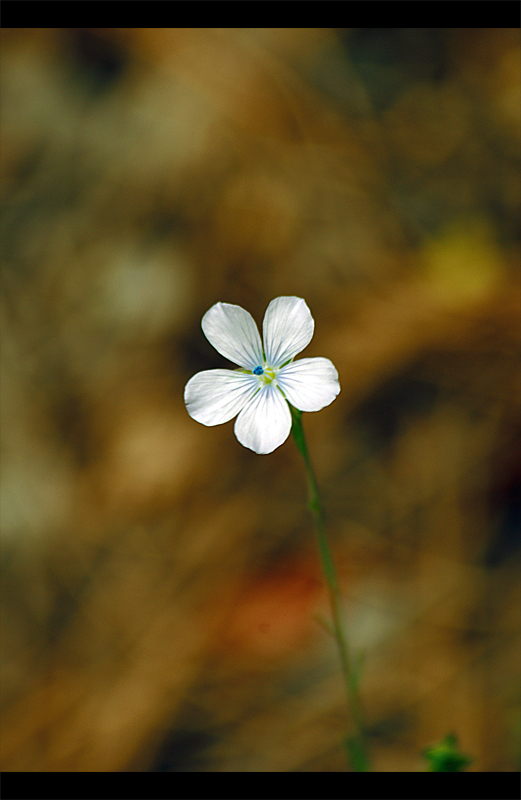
[251,365,277,384]
[261,366,276,384]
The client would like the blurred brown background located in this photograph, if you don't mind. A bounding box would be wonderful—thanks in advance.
[0,28,520,772]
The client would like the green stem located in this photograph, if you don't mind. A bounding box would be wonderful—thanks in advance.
[290,405,370,772]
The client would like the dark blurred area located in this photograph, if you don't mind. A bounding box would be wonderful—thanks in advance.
[0,28,520,772]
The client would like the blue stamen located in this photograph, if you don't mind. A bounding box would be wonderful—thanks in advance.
[253,366,264,376]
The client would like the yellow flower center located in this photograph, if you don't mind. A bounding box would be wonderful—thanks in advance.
[261,366,276,384]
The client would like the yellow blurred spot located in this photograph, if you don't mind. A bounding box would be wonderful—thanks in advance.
[420,219,504,309]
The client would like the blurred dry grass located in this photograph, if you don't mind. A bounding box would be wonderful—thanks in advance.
[0,28,520,772]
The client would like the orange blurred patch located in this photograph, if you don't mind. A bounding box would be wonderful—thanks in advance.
[222,556,324,661]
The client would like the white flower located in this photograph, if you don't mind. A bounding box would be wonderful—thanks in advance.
[184,297,340,454]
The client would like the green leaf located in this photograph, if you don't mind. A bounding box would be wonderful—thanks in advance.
[423,733,473,772]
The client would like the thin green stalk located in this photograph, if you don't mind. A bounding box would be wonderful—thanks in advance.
[290,405,370,772]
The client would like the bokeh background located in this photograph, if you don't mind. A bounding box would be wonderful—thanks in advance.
[1,28,520,772]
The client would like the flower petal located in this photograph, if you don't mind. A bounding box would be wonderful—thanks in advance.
[262,296,315,367]
[184,369,260,426]
[202,302,264,370]
[234,383,291,454]
[277,357,340,412]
